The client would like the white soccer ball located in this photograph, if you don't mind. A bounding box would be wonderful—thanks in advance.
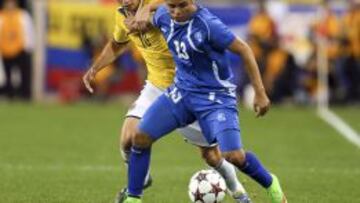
[188,170,227,203]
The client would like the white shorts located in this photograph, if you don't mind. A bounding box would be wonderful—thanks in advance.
[126,81,216,147]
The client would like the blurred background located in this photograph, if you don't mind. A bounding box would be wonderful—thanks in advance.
[0,0,358,106]
[0,0,359,202]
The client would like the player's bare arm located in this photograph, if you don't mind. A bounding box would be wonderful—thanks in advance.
[82,39,128,93]
[134,0,164,31]
[228,37,270,117]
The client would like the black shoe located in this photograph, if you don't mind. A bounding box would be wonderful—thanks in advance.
[115,188,128,203]
[143,175,153,190]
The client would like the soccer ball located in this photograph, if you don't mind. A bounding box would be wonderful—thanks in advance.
[188,170,227,203]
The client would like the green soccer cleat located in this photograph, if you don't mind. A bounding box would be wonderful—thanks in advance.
[121,197,141,203]
[115,188,142,203]
[267,174,287,203]
[123,197,141,203]
[115,176,151,203]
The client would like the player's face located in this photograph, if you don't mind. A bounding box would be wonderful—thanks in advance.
[120,0,140,12]
[165,0,197,22]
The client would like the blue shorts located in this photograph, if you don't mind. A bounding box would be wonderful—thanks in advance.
[139,85,242,152]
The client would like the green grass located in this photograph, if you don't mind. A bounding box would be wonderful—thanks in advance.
[0,102,359,203]
[332,106,360,132]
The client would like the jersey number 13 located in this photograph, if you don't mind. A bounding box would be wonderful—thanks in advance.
[174,40,189,60]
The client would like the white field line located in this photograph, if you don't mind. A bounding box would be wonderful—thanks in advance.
[0,163,120,172]
[0,163,193,173]
[1,163,360,175]
[318,108,360,148]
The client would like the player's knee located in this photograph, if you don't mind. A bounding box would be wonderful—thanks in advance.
[120,118,139,151]
[120,130,133,152]
[223,149,246,166]
[132,128,153,149]
[200,146,222,167]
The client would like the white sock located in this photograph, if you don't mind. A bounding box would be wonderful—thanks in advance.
[214,159,246,194]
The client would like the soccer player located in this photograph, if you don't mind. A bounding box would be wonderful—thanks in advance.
[118,0,287,203]
[82,0,251,202]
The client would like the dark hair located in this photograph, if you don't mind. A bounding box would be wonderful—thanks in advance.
[0,0,27,9]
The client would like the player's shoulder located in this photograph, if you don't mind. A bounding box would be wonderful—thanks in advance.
[156,5,169,14]
[195,6,218,23]
[154,5,171,26]
[194,6,222,30]
[155,5,170,19]
[192,7,220,36]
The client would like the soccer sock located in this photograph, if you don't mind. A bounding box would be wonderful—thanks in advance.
[214,158,246,194]
[239,152,273,188]
[121,148,151,187]
[127,146,151,197]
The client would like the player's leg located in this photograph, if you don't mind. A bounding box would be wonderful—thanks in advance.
[120,81,164,159]
[18,51,31,100]
[119,117,136,161]
[199,109,286,203]
[222,149,286,203]
[178,124,251,202]
[3,58,15,99]
[119,117,152,189]
[120,90,193,202]
[117,81,164,194]
[198,146,251,203]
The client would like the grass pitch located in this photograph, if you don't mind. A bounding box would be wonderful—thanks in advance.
[0,102,359,203]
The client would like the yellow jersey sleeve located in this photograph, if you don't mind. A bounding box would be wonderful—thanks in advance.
[113,11,130,43]
[112,3,175,89]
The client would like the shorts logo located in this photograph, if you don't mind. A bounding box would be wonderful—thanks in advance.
[169,87,182,103]
[217,112,226,122]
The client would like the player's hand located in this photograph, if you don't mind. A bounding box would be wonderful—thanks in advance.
[253,90,270,117]
[124,15,139,34]
[134,4,152,32]
[82,68,97,94]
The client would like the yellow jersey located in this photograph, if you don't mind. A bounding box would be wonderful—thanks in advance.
[343,11,360,58]
[0,9,25,58]
[113,1,175,89]
[248,13,276,42]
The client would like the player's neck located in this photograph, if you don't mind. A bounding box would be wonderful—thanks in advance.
[189,4,198,17]
[175,4,198,23]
